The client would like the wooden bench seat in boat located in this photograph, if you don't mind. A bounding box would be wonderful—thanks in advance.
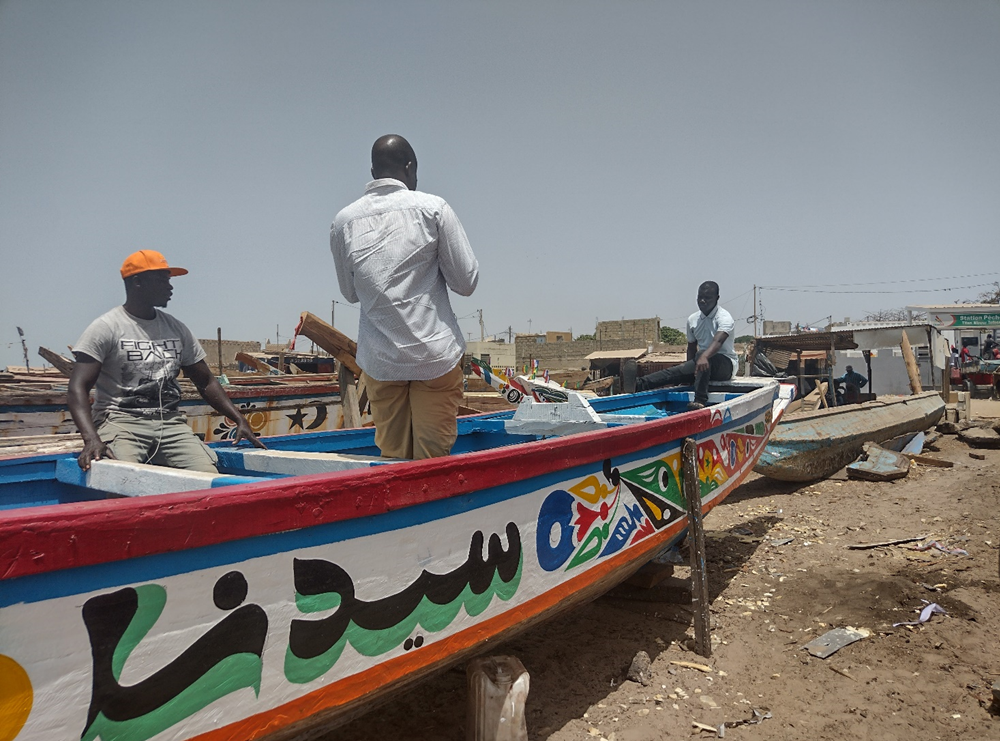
[54,458,262,498]
[215,449,399,476]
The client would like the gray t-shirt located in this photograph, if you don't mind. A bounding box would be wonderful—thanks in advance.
[73,306,206,422]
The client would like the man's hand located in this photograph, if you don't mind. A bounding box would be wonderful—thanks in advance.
[231,419,267,449]
[78,438,115,471]
[695,354,710,374]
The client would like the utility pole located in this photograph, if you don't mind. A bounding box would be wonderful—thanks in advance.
[753,285,758,337]
[478,309,485,342]
[508,325,512,343]
[331,299,336,328]
[16,326,30,373]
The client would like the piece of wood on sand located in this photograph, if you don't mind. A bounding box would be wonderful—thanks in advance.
[293,311,362,377]
[38,347,75,378]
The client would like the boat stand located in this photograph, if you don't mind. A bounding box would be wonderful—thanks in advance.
[682,438,712,658]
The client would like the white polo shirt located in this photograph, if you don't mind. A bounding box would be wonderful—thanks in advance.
[687,305,739,373]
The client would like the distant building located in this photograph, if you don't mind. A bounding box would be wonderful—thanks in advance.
[545,330,572,343]
[595,317,660,344]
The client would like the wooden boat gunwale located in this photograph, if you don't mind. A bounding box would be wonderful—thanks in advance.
[0,384,776,582]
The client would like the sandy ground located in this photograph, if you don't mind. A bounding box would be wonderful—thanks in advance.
[318,409,1000,741]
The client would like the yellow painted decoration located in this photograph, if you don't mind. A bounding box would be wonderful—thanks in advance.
[0,655,32,741]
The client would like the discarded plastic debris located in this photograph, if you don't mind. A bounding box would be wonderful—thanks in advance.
[846,443,910,481]
[770,537,794,547]
[723,708,772,730]
[802,627,870,658]
[893,601,947,627]
[908,541,968,556]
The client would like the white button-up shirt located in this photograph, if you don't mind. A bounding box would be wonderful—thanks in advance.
[687,305,739,373]
[331,179,479,381]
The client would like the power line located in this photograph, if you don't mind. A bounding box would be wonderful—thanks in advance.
[761,282,995,295]
[761,271,998,290]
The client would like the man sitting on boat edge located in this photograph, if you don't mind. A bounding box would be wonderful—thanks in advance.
[634,281,738,409]
[68,250,265,472]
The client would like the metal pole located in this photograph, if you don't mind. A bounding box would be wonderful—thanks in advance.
[683,438,712,658]
[753,285,758,336]
[216,327,223,376]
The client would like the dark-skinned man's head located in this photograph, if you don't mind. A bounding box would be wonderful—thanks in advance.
[697,281,720,316]
[371,135,417,191]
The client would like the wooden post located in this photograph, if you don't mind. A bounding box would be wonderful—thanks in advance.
[682,438,712,658]
[216,327,224,376]
[828,333,837,407]
[796,350,803,400]
[338,362,361,429]
[900,331,923,394]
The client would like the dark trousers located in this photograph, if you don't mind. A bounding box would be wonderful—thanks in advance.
[638,355,733,404]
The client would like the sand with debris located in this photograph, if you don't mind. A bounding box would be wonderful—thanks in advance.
[323,410,1000,741]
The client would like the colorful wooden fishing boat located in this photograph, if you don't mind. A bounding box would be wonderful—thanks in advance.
[753,390,946,482]
[0,379,345,441]
[0,379,789,741]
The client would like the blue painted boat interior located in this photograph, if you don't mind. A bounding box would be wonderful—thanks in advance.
[0,387,731,512]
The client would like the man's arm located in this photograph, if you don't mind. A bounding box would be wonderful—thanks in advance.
[330,224,359,303]
[436,203,479,296]
[695,331,729,374]
[686,341,698,362]
[68,352,114,470]
[183,361,266,448]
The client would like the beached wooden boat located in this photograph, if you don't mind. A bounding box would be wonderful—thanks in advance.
[0,379,345,441]
[753,390,946,482]
[0,380,788,741]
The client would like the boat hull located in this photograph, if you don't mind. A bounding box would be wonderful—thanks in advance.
[0,382,781,741]
[753,391,945,482]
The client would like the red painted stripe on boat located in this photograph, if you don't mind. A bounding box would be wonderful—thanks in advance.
[0,409,712,580]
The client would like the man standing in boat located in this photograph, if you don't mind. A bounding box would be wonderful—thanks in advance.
[68,250,265,472]
[634,281,738,409]
[331,134,479,459]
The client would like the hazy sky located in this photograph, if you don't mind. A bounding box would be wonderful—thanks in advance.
[2,0,998,369]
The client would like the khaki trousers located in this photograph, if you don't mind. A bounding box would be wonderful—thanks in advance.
[362,364,464,460]
[97,411,219,473]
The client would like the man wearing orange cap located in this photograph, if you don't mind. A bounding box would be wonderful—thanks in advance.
[68,250,265,472]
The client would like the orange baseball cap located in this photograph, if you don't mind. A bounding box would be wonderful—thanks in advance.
[120,250,189,279]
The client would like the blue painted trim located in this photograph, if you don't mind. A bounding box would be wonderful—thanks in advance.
[0,403,773,607]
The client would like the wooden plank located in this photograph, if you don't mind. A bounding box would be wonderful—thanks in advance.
[38,347,74,377]
[905,453,954,468]
[900,332,923,394]
[235,352,282,375]
[294,311,362,377]
[682,437,711,658]
[339,361,361,429]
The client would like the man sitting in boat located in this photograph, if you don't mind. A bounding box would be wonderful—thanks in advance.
[330,134,479,459]
[634,281,738,409]
[836,365,868,404]
[68,250,265,472]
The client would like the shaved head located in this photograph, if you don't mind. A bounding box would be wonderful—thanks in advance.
[371,135,417,189]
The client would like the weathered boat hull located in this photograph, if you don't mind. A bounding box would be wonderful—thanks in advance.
[0,381,785,741]
[0,384,344,441]
[753,391,945,482]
